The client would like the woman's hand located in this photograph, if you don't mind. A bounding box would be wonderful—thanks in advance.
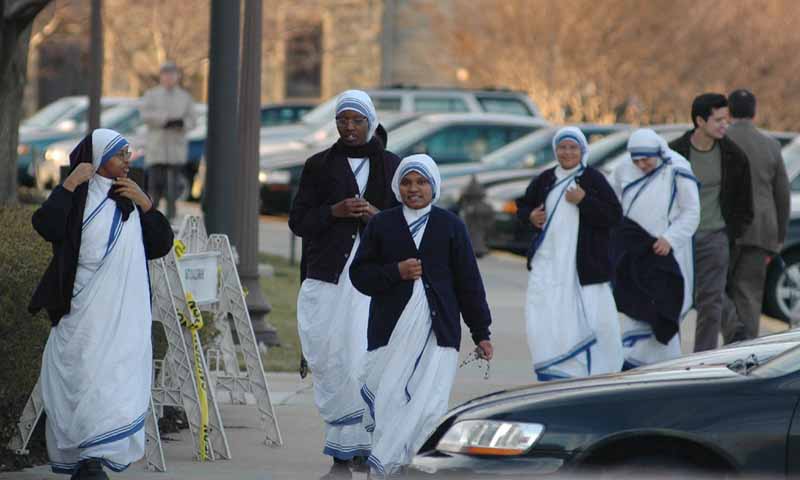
[565,185,586,204]
[398,258,423,280]
[113,177,153,212]
[332,197,369,218]
[529,205,546,228]
[653,237,672,256]
[477,340,493,360]
[63,163,95,192]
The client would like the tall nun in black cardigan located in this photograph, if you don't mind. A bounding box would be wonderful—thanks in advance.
[289,90,401,472]
[516,126,623,382]
[29,128,173,478]
[350,154,493,476]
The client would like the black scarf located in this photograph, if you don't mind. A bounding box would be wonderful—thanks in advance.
[69,133,135,221]
[328,133,389,209]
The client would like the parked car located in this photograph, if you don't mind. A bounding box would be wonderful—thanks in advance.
[17,97,138,186]
[411,343,800,478]
[256,87,542,150]
[258,113,549,214]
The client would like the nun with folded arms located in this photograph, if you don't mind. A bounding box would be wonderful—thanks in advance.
[516,126,624,381]
[610,128,700,368]
[350,154,493,477]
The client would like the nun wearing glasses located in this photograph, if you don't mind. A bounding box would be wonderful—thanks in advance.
[289,90,400,477]
[610,128,700,368]
[516,126,623,382]
[29,129,173,479]
[350,154,493,477]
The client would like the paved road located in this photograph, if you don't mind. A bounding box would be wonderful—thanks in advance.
[4,209,787,479]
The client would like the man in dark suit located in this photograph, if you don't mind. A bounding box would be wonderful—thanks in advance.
[723,89,790,342]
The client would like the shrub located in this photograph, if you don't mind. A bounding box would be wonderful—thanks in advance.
[0,206,52,470]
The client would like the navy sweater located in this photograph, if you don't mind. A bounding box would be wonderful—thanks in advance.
[289,139,400,284]
[516,166,622,285]
[349,206,492,351]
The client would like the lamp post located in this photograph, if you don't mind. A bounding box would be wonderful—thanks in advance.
[88,0,102,131]
[204,0,240,237]
[234,0,278,346]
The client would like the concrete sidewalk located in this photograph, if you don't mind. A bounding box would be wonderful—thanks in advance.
[2,202,788,479]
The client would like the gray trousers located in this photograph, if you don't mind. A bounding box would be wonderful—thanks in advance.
[722,245,769,344]
[147,164,181,220]
[693,230,730,352]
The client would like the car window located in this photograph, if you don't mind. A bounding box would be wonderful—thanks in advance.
[407,125,535,164]
[476,96,532,116]
[261,107,301,126]
[373,96,403,111]
[23,99,81,129]
[791,174,800,193]
[413,97,470,113]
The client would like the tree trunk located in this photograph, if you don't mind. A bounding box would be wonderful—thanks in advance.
[0,26,31,205]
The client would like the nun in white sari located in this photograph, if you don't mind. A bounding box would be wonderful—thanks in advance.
[294,90,381,467]
[34,128,173,478]
[351,154,493,477]
[519,127,624,381]
[611,128,700,367]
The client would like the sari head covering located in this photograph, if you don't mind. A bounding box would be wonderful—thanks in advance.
[336,89,379,141]
[552,126,590,167]
[624,128,691,172]
[391,154,441,205]
[68,128,134,220]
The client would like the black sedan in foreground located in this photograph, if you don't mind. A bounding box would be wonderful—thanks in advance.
[411,345,800,478]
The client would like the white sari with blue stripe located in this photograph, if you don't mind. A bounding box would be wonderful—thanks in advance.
[525,165,623,381]
[42,174,151,474]
[612,154,700,368]
[359,205,458,477]
[296,157,373,459]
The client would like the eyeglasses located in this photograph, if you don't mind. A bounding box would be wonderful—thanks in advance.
[113,149,132,161]
[335,116,368,128]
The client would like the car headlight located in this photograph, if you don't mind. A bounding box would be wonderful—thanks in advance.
[45,147,70,166]
[17,143,30,156]
[259,169,291,185]
[436,420,544,456]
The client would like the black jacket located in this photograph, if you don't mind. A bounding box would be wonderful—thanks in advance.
[669,131,753,240]
[516,166,622,285]
[610,218,684,344]
[350,206,491,351]
[28,185,174,326]
[289,138,401,284]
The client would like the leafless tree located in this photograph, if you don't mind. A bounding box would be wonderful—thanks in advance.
[0,0,52,204]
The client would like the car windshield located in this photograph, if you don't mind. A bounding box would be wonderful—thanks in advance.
[749,344,800,378]
[386,118,436,151]
[483,128,557,168]
[783,140,800,188]
[300,97,338,127]
[22,98,82,129]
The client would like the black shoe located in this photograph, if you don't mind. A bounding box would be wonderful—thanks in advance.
[320,461,352,479]
[71,459,109,480]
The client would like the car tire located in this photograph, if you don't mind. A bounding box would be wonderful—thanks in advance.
[763,249,800,323]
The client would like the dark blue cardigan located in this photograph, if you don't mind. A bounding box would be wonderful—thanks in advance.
[349,206,492,351]
[515,166,622,285]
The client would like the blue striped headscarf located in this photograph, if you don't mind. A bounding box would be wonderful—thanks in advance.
[91,128,129,171]
[552,126,589,166]
[335,90,379,140]
[627,128,670,163]
[391,154,441,205]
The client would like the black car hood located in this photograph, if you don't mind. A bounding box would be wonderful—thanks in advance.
[448,365,741,420]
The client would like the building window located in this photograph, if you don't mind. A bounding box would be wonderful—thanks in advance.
[285,23,322,99]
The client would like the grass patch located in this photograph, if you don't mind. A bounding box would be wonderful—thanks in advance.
[258,253,302,372]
